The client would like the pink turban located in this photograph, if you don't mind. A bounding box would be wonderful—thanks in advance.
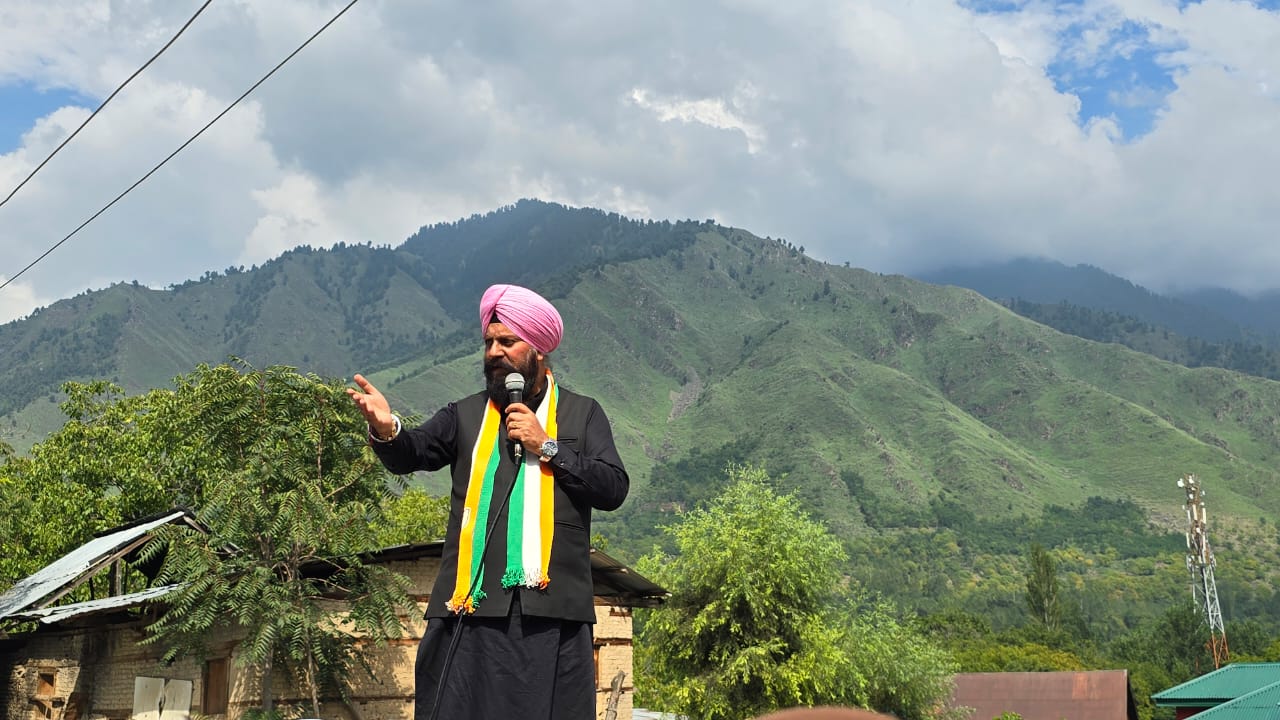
[479,284,564,353]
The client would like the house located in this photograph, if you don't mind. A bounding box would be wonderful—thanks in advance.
[1151,663,1280,720]
[0,510,668,720]
[948,670,1139,720]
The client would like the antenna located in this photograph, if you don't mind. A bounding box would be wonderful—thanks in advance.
[1177,473,1229,669]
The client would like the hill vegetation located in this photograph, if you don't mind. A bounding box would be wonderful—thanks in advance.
[917,259,1267,346]
[998,298,1280,381]
[3,200,1279,661]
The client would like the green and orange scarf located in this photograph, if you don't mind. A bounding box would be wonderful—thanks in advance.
[447,371,559,614]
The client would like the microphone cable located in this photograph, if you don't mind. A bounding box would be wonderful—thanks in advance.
[427,439,525,720]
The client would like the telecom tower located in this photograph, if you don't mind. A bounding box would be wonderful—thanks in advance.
[1176,473,1229,669]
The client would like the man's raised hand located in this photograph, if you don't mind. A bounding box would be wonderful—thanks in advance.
[347,374,397,438]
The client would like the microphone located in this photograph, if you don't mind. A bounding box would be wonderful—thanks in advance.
[505,373,525,459]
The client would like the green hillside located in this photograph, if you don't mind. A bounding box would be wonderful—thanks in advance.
[917,259,1261,345]
[4,200,1279,633]
[1000,298,1280,380]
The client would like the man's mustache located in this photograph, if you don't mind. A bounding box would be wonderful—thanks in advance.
[485,360,518,374]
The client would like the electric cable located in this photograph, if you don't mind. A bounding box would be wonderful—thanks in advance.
[0,0,361,293]
[0,0,214,211]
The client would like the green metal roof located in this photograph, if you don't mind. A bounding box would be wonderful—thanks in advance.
[1153,664,1280,707]
[1185,681,1280,720]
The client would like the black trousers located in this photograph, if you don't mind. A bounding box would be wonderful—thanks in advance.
[414,594,596,720]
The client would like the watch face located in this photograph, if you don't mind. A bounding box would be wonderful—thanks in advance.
[541,440,559,457]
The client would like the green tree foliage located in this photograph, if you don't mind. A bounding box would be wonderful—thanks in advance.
[1025,543,1062,631]
[917,610,1087,674]
[834,597,960,720]
[1119,602,1215,678]
[0,381,197,588]
[0,363,414,717]
[137,363,413,717]
[372,487,450,546]
[1090,602,1219,720]
[1002,298,1280,380]
[635,465,955,720]
[953,640,1086,673]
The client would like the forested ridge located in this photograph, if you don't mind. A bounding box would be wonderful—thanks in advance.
[999,298,1280,381]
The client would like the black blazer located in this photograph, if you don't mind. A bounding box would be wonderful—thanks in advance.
[372,387,629,622]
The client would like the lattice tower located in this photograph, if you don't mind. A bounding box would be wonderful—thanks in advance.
[1177,473,1229,669]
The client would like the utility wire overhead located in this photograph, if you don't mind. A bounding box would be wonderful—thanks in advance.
[0,0,362,294]
[0,0,214,212]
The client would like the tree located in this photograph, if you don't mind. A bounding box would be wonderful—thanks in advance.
[635,465,956,720]
[917,609,1087,675]
[140,363,413,717]
[836,597,961,720]
[1025,543,1061,631]
[0,363,414,717]
[1108,602,1216,720]
[0,380,194,590]
[373,487,450,547]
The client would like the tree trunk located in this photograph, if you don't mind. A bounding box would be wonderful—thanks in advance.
[308,652,321,718]
[262,654,274,715]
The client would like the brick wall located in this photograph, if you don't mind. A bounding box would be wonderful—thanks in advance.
[595,604,636,720]
[1,556,638,720]
[1,621,208,720]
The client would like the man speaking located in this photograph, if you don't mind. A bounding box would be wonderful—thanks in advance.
[347,283,630,720]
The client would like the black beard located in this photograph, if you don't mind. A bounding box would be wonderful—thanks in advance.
[484,357,537,406]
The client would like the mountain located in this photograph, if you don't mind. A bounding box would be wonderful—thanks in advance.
[995,298,1280,381]
[5,201,1280,626]
[0,201,700,447]
[917,259,1271,346]
[1176,286,1280,338]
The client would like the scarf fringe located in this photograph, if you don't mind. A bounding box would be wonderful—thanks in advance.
[446,588,487,615]
[502,568,551,590]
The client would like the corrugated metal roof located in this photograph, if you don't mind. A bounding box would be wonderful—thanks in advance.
[588,547,670,607]
[357,541,670,607]
[12,584,184,624]
[1187,681,1280,720]
[0,509,192,620]
[949,670,1137,720]
[2,511,666,631]
[1153,664,1280,707]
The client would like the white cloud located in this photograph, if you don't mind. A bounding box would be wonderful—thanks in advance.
[629,88,767,155]
[2,0,1280,318]
[241,173,329,267]
[0,276,48,324]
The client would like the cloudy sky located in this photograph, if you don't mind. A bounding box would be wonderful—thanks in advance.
[2,0,1280,323]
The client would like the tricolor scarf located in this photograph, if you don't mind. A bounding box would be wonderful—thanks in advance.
[447,372,559,614]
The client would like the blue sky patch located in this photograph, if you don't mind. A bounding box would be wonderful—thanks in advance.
[0,83,90,154]
[1047,18,1183,140]
[965,2,1188,141]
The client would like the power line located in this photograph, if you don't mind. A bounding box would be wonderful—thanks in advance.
[0,0,362,293]
[0,0,214,212]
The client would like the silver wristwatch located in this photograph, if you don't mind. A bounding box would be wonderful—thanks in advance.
[538,439,559,462]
